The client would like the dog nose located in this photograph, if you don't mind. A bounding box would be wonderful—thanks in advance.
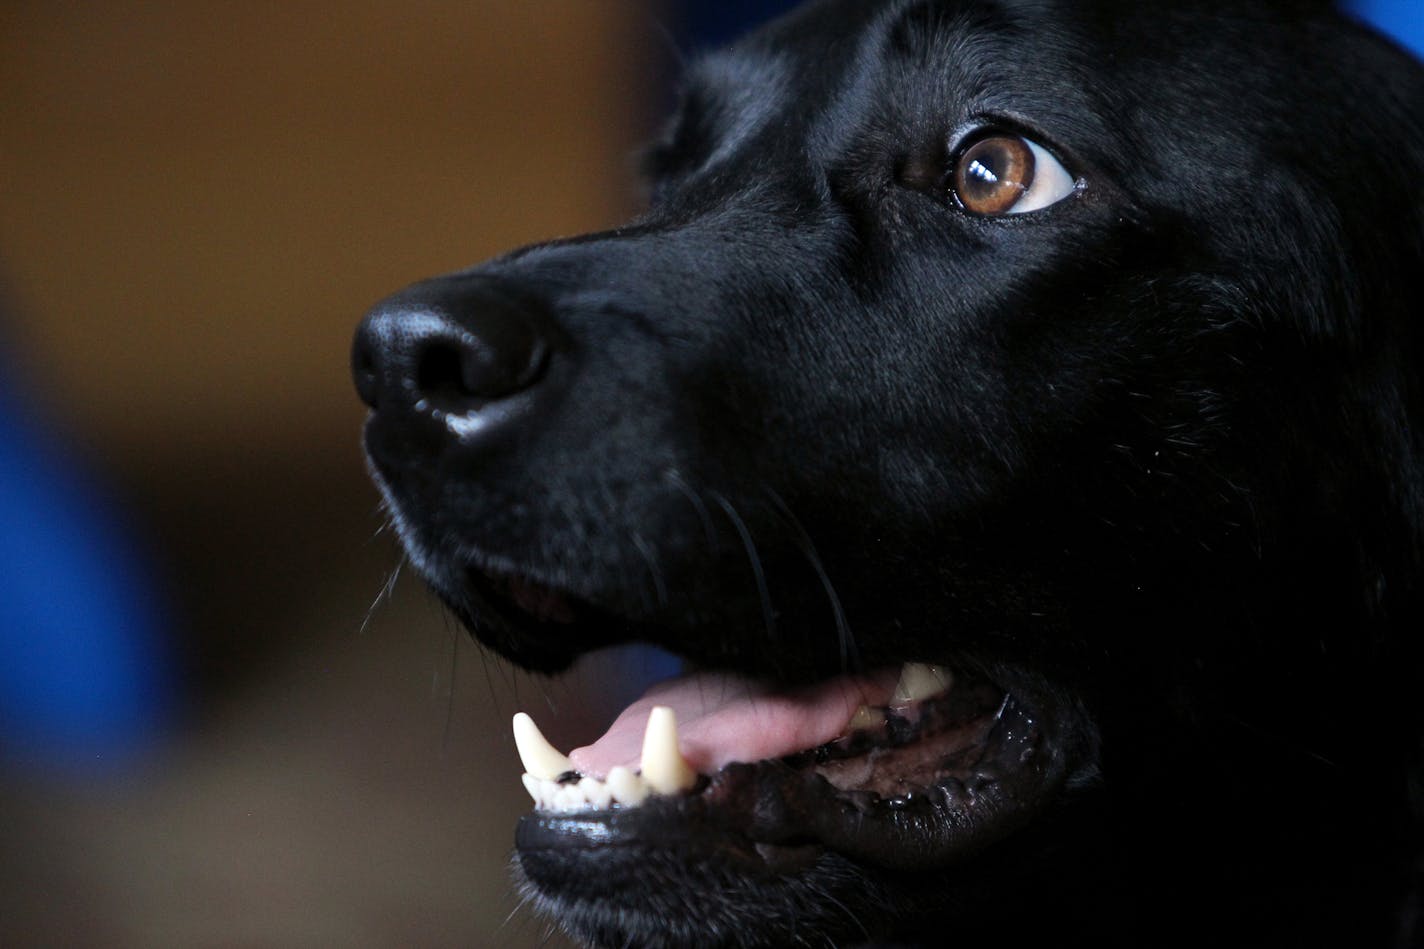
[352,281,552,422]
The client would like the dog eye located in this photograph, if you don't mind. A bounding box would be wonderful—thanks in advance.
[950,133,1077,216]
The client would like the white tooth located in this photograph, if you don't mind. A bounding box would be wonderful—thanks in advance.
[607,766,649,806]
[848,705,883,731]
[512,712,575,781]
[553,784,586,812]
[892,663,953,705]
[521,773,542,807]
[639,706,698,795]
[580,777,613,810]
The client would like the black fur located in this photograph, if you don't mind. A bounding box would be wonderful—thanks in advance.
[354,1,1424,945]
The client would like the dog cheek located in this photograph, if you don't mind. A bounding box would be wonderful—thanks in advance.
[873,442,999,520]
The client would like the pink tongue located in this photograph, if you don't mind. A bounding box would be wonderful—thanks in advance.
[569,667,900,779]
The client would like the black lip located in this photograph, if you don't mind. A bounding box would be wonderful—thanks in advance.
[518,676,1068,891]
[454,568,633,672]
[465,567,584,628]
[452,561,1078,874]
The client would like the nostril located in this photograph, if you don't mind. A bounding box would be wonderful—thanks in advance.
[416,341,470,401]
[416,329,549,407]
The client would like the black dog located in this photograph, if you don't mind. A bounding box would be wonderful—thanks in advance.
[352,1,1424,945]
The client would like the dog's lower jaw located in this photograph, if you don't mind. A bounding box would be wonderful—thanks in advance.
[513,814,1101,949]
[507,668,1086,949]
[514,847,905,949]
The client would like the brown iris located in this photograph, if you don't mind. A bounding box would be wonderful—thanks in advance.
[953,135,1036,215]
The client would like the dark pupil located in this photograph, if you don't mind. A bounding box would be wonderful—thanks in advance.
[957,137,1034,213]
[967,154,1004,192]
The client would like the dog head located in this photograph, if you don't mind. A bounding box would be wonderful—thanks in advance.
[353,1,1424,945]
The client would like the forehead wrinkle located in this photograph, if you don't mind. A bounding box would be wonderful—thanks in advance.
[681,50,792,163]
[869,0,1122,163]
[801,4,911,162]
[887,0,1026,95]
[798,0,1017,167]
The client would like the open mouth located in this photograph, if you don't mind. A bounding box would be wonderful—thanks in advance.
[491,578,1070,879]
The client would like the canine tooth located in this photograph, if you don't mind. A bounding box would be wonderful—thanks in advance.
[512,712,574,780]
[640,706,698,795]
[580,776,613,810]
[892,663,953,704]
[607,766,649,806]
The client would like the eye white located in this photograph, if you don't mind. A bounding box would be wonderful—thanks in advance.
[1009,139,1079,214]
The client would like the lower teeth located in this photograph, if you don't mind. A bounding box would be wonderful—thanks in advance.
[514,708,689,813]
[523,768,649,813]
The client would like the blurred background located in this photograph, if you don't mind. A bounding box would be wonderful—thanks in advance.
[0,1,1417,945]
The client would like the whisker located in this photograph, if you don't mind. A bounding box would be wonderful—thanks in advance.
[665,468,718,548]
[500,893,532,932]
[365,502,395,543]
[359,557,403,636]
[645,17,688,72]
[765,486,858,670]
[476,634,502,719]
[443,618,463,748]
[811,882,873,945]
[709,491,777,644]
[632,532,670,609]
[435,610,464,756]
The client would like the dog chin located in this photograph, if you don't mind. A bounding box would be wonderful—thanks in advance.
[490,613,1090,949]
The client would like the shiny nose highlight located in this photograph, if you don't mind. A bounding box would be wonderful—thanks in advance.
[352,282,553,424]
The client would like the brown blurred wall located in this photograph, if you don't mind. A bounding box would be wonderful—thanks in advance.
[1,0,644,468]
[1,0,652,687]
[0,4,653,944]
